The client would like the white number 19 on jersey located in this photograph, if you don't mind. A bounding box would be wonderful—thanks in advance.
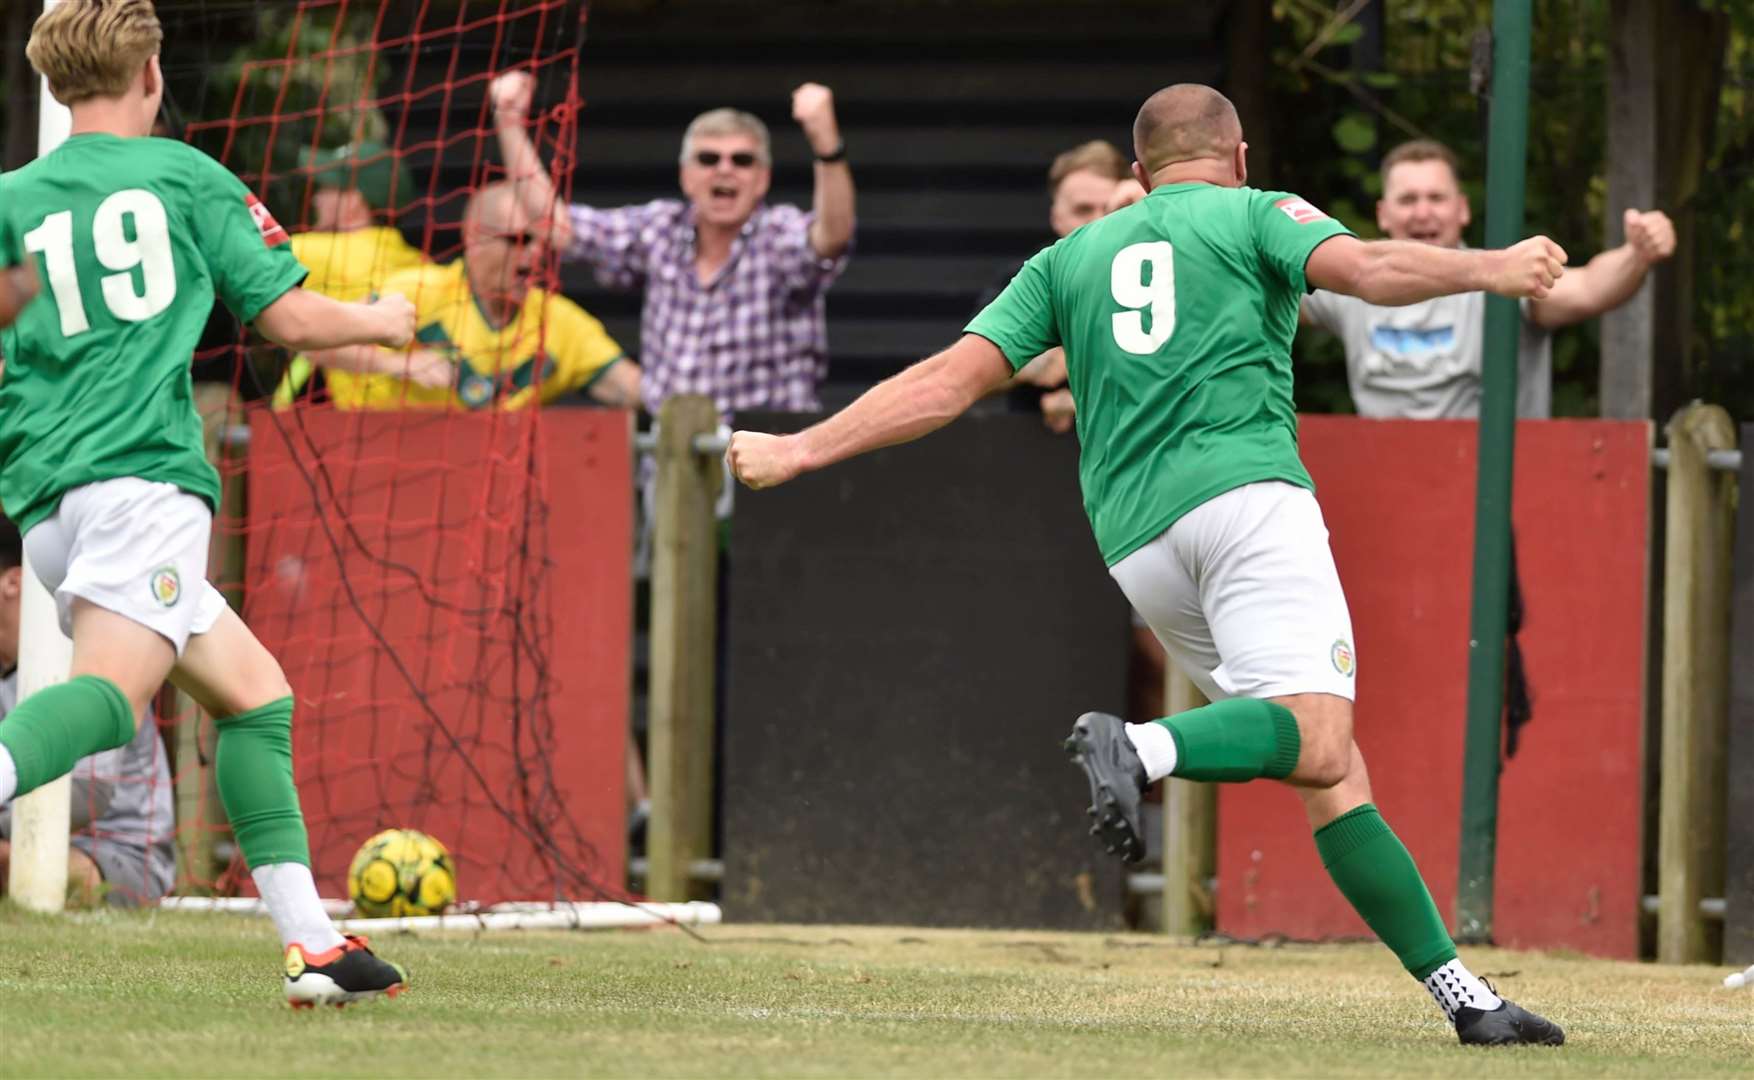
[1110,241,1175,354]
[22,189,178,338]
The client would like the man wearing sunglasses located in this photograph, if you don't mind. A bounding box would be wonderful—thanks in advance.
[304,182,638,411]
[492,72,855,419]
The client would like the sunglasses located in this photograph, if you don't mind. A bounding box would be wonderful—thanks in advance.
[694,150,760,169]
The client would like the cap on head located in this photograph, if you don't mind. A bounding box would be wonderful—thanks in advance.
[1132,84,1242,174]
[27,0,163,106]
[300,140,414,214]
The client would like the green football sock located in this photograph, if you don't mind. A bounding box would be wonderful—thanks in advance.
[0,675,135,797]
[1156,698,1302,782]
[1314,803,1456,979]
[214,696,312,869]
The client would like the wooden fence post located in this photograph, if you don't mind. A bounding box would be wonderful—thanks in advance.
[1161,668,1215,936]
[1657,403,1736,963]
[647,396,722,901]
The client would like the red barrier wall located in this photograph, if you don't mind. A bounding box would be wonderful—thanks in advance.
[1215,418,1650,958]
[245,408,631,905]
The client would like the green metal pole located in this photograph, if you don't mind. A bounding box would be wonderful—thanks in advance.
[1456,0,1532,945]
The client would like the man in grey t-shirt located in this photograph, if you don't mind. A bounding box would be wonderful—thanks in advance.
[1300,139,1676,418]
[0,519,176,907]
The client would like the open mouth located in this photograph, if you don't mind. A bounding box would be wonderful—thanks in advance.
[709,183,740,207]
[1407,228,1442,243]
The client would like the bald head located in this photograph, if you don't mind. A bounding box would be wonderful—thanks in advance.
[1132,84,1243,175]
[465,182,525,235]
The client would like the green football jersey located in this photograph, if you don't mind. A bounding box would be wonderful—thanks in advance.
[966,183,1352,565]
[0,134,306,532]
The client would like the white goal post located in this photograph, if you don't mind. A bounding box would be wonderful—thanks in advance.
[6,0,75,914]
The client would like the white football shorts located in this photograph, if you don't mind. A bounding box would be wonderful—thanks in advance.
[22,478,228,656]
[1109,480,1357,703]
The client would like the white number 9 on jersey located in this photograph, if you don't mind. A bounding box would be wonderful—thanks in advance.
[1110,241,1176,354]
[22,189,178,338]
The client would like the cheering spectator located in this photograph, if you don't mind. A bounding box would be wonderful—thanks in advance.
[492,71,855,418]
[1301,138,1676,418]
[306,182,637,410]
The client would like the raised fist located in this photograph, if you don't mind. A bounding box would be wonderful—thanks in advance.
[371,292,418,349]
[1487,236,1569,300]
[1624,208,1676,266]
[490,70,535,124]
[791,83,840,156]
[402,348,456,391]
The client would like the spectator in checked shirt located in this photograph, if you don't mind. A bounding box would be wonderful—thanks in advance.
[491,71,855,419]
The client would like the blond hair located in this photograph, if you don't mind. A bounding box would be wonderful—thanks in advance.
[1048,140,1129,196]
[27,0,163,107]
[679,108,772,166]
[1381,139,1463,190]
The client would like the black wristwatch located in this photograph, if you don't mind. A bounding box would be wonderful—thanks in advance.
[814,142,847,164]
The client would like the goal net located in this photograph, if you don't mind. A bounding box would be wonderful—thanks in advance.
[84,0,630,908]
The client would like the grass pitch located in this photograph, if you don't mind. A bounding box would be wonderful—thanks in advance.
[0,905,1748,1078]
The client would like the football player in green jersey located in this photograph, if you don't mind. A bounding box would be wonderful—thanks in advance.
[727,84,1568,1046]
[0,0,414,1007]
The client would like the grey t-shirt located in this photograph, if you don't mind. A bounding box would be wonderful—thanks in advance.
[1302,288,1553,419]
[0,670,177,905]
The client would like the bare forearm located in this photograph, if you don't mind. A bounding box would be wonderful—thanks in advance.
[1346,241,1495,306]
[796,349,988,472]
[255,290,396,352]
[496,117,571,243]
[1529,245,1648,329]
[306,344,388,375]
[810,160,855,259]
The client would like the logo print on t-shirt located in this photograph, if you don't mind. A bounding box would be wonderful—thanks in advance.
[1369,324,1457,357]
[150,565,182,608]
[245,193,290,247]
[1330,639,1355,677]
[1274,197,1329,225]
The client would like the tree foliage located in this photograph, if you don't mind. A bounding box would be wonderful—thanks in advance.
[1269,0,1752,421]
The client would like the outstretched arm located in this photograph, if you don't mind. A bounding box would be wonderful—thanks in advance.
[491,70,575,250]
[1528,209,1675,329]
[254,288,415,352]
[305,344,456,389]
[727,334,1013,489]
[1305,234,1569,306]
[793,83,854,259]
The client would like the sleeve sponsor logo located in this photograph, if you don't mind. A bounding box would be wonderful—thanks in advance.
[1275,197,1329,225]
[246,193,290,247]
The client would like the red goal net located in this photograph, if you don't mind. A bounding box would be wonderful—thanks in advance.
[146,0,630,908]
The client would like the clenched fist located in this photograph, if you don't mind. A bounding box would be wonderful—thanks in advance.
[1486,236,1569,300]
[490,70,535,125]
[371,292,418,349]
[1624,208,1676,266]
[791,83,840,158]
[726,430,805,490]
[401,348,456,391]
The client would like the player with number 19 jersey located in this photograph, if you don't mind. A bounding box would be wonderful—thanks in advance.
[967,183,1352,566]
[0,133,306,533]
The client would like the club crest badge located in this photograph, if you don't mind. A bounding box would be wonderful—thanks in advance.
[1330,639,1355,677]
[150,565,182,608]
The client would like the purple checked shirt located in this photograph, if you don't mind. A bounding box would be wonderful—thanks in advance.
[566,199,850,417]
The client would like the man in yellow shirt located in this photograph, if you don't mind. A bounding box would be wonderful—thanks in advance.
[310,182,638,410]
[276,141,445,402]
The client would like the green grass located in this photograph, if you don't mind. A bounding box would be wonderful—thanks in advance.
[1,906,1749,1078]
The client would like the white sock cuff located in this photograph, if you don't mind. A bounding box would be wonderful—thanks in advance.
[1125,721,1179,783]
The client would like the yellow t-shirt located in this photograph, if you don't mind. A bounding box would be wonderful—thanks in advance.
[289,226,427,303]
[328,259,624,411]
